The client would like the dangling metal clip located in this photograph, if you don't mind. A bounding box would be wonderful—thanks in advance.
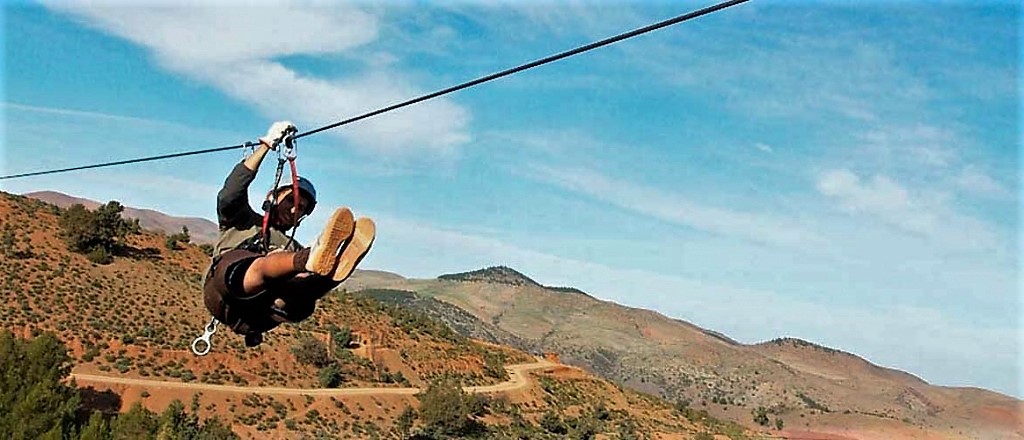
[282,129,298,160]
[191,317,219,356]
[242,141,258,159]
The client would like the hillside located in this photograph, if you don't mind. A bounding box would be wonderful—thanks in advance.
[0,191,741,439]
[23,190,219,244]
[343,267,1024,440]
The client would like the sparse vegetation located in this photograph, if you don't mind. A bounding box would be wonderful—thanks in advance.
[58,201,140,262]
[165,225,191,250]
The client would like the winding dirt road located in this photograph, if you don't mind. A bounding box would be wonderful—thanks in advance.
[71,358,556,397]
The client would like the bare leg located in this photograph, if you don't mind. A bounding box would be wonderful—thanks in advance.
[241,250,308,295]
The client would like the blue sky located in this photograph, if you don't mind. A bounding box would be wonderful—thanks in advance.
[2,1,1020,397]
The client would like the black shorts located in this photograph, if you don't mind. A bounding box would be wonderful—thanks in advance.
[203,249,340,336]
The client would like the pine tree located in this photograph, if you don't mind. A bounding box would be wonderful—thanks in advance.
[0,330,80,439]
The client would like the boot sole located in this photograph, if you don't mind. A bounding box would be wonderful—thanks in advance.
[309,207,355,276]
[332,217,376,282]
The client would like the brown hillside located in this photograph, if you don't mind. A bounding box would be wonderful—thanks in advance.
[0,191,746,439]
[23,190,219,244]
[342,268,1024,440]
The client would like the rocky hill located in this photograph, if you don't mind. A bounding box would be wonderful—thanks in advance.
[0,191,743,439]
[341,267,1024,440]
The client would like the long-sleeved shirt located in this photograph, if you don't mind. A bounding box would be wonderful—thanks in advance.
[210,162,302,259]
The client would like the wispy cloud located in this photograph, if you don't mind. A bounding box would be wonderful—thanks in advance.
[815,168,1000,252]
[47,2,470,155]
[754,142,773,153]
[529,164,822,250]
[4,102,165,125]
[955,165,1012,199]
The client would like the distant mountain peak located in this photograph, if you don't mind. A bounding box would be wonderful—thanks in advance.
[438,266,540,287]
[762,337,842,355]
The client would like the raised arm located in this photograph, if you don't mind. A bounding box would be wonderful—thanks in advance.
[216,121,296,229]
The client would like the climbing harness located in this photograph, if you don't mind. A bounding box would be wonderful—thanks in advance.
[259,128,305,253]
[191,317,218,356]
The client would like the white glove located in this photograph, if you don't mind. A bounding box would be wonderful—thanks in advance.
[259,121,297,150]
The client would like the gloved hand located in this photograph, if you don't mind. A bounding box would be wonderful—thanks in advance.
[259,121,297,150]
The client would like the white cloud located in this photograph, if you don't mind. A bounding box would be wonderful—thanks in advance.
[48,2,470,155]
[816,169,1000,251]
[817,169,922,225]
[754,142,773,153]
[859,124,959,169]
[955,166,1011,199]
[529,164,822,250]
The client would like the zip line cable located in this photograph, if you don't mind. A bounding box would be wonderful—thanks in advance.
[1,0,750,181]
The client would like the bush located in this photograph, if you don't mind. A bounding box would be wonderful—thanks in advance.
[328,325,353,350]
[416,379,485,437]
[540,411,567,435]
[318,363,343,388]
[86,247,112,265]
[753,406,770,426]
[291,337,331,367]
[165,226,191,250]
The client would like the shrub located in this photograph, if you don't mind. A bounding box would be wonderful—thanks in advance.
[165,226,191,250]
[318,363,343,388]
[86,247,112,265]
[540,411,567,435]
[416,379,485,437]
[753,406,770,426]
[291,337,331,368]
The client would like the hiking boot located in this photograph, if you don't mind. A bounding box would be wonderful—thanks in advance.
[306,207,355,276]
[332,217,376,282]
[244,333,263,347]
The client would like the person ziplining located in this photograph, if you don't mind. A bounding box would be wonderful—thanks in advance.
[196,121,375,351]
[0,0,752,354]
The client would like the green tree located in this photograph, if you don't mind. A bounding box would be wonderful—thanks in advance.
[775,417,785,430]
[110,402,158,440]
[0,330,80,439]
[79,411,112,440]
[58,201,137,261]
[329,325,353,351]
[196,417,238,440]
[291,337,331,367]
[394,405,415,439]
[416,379,484,438]
[156,399,200,439]
[318,363,343,388]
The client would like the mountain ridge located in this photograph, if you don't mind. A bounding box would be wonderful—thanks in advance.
[343,267,1023,439]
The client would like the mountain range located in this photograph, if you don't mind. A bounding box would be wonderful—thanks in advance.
[5,190,1020,439]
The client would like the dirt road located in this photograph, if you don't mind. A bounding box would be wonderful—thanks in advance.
[72,358,555,397]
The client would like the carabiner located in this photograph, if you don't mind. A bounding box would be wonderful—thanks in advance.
[282,135,297,160]
[190,317,218,356]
